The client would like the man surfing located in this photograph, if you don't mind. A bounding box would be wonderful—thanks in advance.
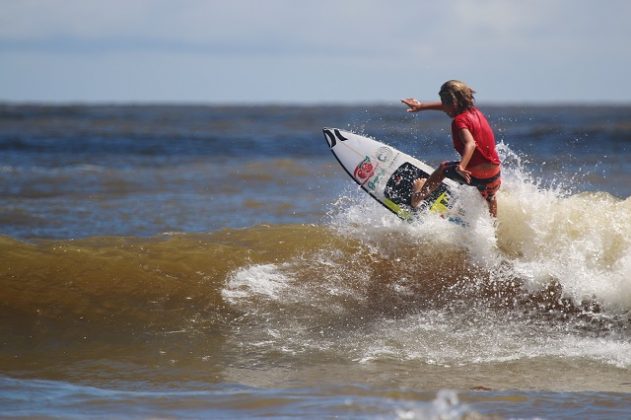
[402,80,501,217]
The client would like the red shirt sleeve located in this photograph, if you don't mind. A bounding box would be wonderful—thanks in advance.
[452,113,470,131]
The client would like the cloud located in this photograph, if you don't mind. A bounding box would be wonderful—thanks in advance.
[2,0,626,59]
[0,1,475,58]
[1,0,630,102]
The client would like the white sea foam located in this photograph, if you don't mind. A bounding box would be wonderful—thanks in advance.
[356,309,631,369]
[326,143,631,312]
[395,390,472,420]
[497,172,631,311]
[222,263,291,303]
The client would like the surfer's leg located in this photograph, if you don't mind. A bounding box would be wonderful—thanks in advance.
[411,165,447,208]
[487,194,498,218]
[476,177,501,217]
[411,178,427,208]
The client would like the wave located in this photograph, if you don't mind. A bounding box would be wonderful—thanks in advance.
[1,192,630,334]
[1,156,631,372]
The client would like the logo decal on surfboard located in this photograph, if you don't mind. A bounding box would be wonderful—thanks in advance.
[376,146,393,163]
[323,128,349,149]
[353,156,376,184]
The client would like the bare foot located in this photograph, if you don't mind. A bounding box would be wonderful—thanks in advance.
[412,178,426,193]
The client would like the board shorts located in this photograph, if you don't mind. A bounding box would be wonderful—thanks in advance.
[440,161,501,201]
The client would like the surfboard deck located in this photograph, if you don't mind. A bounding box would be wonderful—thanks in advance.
[323,128,461,221]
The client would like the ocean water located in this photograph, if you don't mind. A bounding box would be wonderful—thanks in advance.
[1,103,630,418]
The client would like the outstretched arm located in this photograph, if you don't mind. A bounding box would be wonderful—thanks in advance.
[401,98,444,113]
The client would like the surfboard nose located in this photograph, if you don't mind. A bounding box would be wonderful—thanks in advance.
[322,128,335,148]
[322,128,348,149]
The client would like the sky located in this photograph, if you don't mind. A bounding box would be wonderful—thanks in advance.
[1,0,630,104]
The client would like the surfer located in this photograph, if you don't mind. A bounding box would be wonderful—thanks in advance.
[401,80,501,217]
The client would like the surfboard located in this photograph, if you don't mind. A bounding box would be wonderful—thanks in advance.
[323,128,461,221]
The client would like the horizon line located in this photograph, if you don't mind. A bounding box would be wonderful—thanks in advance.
[1,99,630,107]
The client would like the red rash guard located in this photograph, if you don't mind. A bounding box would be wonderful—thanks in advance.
[451,108,500,176]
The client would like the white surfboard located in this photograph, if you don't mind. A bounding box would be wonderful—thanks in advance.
[323,128,461,221]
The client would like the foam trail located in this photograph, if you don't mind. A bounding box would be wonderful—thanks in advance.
[325,142,631,312]
[496,143,631,311]
[222,264,292,303]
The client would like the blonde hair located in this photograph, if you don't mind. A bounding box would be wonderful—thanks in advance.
[439,80,476,114]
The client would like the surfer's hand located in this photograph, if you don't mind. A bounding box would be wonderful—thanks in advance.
[401,98,422,112]
[456,165,471,184]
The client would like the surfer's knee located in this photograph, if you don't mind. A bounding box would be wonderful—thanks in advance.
[438,161,450,174]
[479,178,501,202]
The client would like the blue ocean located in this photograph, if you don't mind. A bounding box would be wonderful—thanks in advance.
[1,103,631,418]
